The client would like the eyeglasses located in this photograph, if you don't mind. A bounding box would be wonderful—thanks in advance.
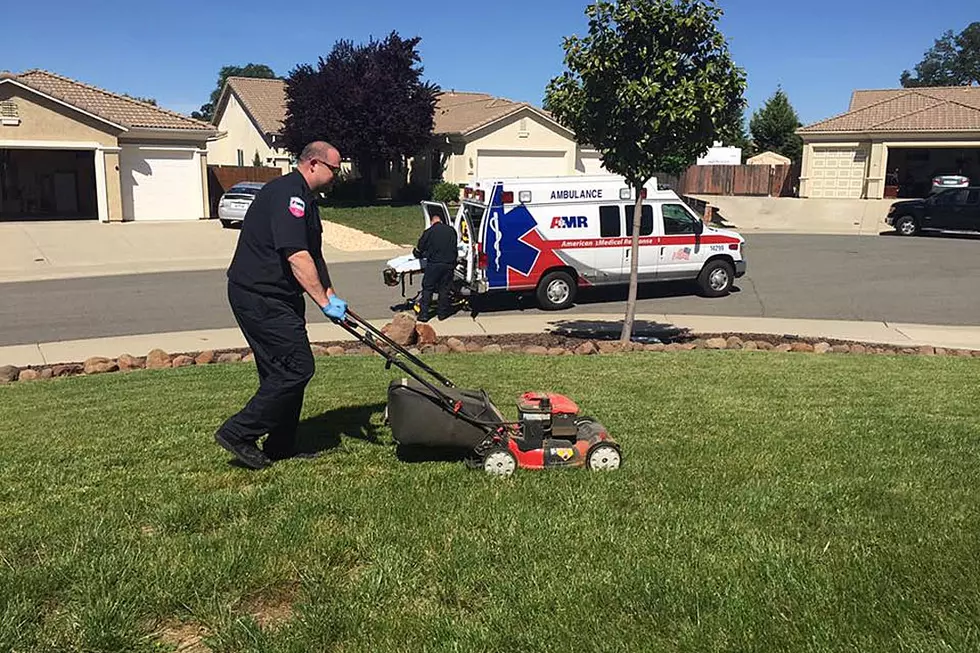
[313,159,341,174]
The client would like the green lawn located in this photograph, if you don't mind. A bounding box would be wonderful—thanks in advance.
[2,352,979,652]
[320,205,425,247]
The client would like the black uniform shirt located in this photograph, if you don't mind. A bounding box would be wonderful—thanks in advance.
[414,221,459,265]
[227,170,331,298]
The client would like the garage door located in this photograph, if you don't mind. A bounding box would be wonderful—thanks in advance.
[119,146,203,220]
[808,146,869,198]
[476,149,567,179]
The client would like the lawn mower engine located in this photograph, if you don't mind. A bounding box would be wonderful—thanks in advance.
[478,392,622,476]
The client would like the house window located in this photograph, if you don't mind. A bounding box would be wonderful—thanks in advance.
[237,149,244,166]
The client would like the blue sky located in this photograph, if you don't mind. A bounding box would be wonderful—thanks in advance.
[3,0,976,127]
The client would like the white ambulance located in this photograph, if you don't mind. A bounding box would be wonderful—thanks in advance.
[382,175,746,311]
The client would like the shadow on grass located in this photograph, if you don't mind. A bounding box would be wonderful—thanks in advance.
[547,318,694,343]
[293,402,388,455]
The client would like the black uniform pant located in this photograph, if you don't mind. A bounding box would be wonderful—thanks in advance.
[219,282,315,457]
[420,262,454,319]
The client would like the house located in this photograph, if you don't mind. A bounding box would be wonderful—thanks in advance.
[411,90,612,185]
[206,79,610,190]
[207,76,295,173]
[797,86,980,199]
[0,69,218,222]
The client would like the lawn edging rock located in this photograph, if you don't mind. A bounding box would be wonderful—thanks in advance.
[2,317,978,385]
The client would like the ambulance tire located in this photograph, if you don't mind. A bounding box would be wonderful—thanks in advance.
[697,259,735,298]
[536,270,577,311]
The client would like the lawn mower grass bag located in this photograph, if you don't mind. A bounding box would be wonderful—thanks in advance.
[386,377,505,450]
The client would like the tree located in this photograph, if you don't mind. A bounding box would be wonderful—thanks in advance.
[252,150,263,167]
[191,63,278,122]
[901,22,980,87]
[749,87,803,162]
[280,31,440,194]
[544,0,746,344]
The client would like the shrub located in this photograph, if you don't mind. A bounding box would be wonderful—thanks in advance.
[432,181,460,204]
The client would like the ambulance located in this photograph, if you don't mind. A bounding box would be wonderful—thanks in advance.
[382,175,746,311]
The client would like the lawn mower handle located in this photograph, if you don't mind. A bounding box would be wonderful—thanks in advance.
[331,308,456,390]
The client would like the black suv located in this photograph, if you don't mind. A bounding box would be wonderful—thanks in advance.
[886,187,980,236]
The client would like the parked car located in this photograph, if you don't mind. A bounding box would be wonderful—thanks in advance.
[886,187,980,236]
[930,174,970,195]
[217,181,265,228]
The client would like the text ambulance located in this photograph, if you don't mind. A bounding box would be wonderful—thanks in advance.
[382,175,746,311]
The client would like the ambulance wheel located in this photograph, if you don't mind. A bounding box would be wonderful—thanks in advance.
[587,443,622,471]
[697,259,734,298]
[537,271,576,310]
[894,215,919,237]
[482,447,518,477]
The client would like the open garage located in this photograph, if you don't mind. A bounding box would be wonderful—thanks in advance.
[0,148,98,221]
[799,86,980,200]
[885,146,980,198]
[0,70,216,222]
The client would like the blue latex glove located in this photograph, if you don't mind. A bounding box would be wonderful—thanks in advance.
[323,295,347,321]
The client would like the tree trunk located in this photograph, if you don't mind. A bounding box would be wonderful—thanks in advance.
[620,183,645,345]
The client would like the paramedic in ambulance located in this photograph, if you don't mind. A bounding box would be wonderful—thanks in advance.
[214,141,347,470]
[413,209,459,322]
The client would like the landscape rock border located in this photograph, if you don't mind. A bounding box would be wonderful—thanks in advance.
[1,323,977,385]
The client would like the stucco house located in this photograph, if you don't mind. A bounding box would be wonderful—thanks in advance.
[0,69,218,222]
[797,86,980,199]
[207,76,295,173]
[206,78,611,189]
[411,90,611,185]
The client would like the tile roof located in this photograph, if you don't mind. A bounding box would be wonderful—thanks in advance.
[217,80,554,137]
[4,69,215,132]
[433,90,543,134]
[222,76,287,135]
[801,86,980,134]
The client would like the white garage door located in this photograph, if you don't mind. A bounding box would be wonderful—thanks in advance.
[808,146,869,199]
[119,146,203,221]
[477,149,567,179]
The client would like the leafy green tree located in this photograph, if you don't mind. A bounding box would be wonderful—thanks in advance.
[192,63,278,122]
[545,0,746,343]
[749,87,803,162]
[902,22,980,87]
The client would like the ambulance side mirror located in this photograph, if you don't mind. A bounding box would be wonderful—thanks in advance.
[693,219,704,235]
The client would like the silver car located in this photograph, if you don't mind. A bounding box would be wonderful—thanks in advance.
[931,174,970,195]
[218,181,265,228]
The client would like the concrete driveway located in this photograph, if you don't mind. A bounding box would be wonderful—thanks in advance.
[0,219,407,283]
[693,196,897,236]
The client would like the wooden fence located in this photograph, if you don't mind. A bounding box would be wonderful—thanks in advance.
[657,163,800,198]
[207,165,283,217]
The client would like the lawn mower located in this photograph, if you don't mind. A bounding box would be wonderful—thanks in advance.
[331,308,622,476]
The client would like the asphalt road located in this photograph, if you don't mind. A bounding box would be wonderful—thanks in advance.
[2,233,979,347]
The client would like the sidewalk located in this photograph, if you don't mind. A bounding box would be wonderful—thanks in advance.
[3,313,979,368]
[691,196,895,236]
[0,220,409,283]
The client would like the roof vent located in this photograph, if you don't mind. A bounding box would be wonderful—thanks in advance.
[0,99,19,126]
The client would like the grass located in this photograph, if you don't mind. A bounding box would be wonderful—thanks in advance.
[1,352,979,652]
[320,205,423,247]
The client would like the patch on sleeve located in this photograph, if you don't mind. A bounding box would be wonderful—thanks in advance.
[288,196,306,218]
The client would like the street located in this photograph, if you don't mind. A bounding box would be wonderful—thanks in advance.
[2,233,979,347]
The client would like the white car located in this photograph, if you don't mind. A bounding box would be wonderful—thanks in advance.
[931,175,970,195]
[218,181,265,228]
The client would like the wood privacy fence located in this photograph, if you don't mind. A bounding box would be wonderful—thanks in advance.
[207,165,283,217]
[657,163,801,198]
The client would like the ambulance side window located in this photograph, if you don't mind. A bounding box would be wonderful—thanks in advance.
[625,205,654,236]
[662,204,697,234]
[599,206,621,237]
